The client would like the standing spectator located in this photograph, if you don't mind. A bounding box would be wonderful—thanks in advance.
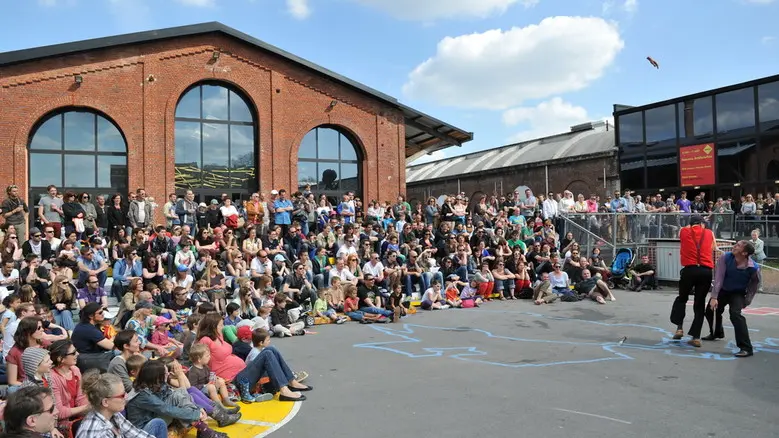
[128,188,152,229]
[106,193,127,240]
[163,193,180,229]
[2,185,29,241]
[273,189,294,235]
[37,185,63,238]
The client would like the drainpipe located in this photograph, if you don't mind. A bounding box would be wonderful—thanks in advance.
[545,165,549,195]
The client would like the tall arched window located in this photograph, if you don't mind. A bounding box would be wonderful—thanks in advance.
[174,83,257,201]
[298,126,361,200]
[28,109,128,201]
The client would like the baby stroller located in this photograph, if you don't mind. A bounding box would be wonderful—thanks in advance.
[608,248,634,289]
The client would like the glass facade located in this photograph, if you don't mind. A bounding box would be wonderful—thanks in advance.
[28,110,128,193]
[297,126,361,200]
[174,83,257,194]
[616,77,779,198]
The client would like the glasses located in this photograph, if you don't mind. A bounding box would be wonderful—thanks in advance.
[65,350,78,356]
[8,236,17,239]
[33,234,42,238]
[35,404,56,416]
[45,230,54,234]
[36,325,44,331]
[59,281,69,285]
[88,280,99,284]
[107,392,127,400]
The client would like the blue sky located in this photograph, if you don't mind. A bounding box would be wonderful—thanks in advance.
[2,0,778,165]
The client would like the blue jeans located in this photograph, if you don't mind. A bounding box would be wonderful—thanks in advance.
[455,266,469,282]
[422,272,443,291]
[359,306,393,318]
[553,286,572,296]
[494,279,515,297]
[143,418,169,438]
[53,309,75,331]
[313,272,328,289]
[405,274,424,296]
[345,311,364,321]
[234,345,294,391]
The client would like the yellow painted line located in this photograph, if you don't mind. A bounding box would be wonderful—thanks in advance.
[187,395,300,438]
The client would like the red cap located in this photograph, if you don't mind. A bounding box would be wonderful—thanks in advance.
[237,326,252,340]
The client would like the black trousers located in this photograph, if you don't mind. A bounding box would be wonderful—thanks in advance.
[705,292,753,353]
[671,266,712,338]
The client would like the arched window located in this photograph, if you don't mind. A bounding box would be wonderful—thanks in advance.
[28,109,128,197]
[297,126,361,200]
[174,83,257,200]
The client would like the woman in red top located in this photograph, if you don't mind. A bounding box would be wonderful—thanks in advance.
[49,339,89,438]
[195,313,245,381]
[6,316,44,388]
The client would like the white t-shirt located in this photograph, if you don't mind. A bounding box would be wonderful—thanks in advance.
[0,269,19,301]
[331,267,355,282]
[362,261,385,279]
[137,201,146,223]
[250,258,271,275]
[220,205,239,218]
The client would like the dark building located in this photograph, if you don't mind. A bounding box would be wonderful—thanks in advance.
[405,121,618,205]
[615,74,779,200]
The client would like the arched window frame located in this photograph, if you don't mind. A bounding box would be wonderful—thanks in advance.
[297,125,362,200]
[174,82,258,193]
[27,109,128,192]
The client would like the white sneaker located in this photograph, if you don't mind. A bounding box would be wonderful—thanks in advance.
[441,304,451,309]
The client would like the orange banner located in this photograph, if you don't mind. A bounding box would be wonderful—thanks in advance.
[679,143,715,186]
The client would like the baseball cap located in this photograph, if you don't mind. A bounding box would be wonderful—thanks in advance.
[274,254,286,262]
[210,199,219,205]
[177,264,189,272]
[270,190,279,195]
[237,326,252,340]
[154,316,172,327]
[198,202,207,208]
[689,215,704,226]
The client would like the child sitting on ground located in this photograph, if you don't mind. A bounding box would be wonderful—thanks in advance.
[343,283,383,324]
[327,276,345,312]
[245,328,271,363]
[460,279,482,308]
[387,282,406,322]
[125,353,147,398]
[176,313,201,366]
[151,317,183,358]
[189,343,271,405]
[314,289,346,324]
[270,294,305,337]
[444,281,462,308]
[421,280,449,310]
[224,302,242,326]
[232,326,253,360]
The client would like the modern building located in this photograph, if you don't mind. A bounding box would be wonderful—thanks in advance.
[0,22,471,223]
[405,121,618,206]
[614,74,779,200]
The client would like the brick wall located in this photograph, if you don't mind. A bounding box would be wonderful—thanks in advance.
[0,33,406,224]
[406,153,619,205]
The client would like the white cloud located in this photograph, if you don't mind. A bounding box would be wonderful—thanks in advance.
[173,0,215,6]
[601,0,638,16]
[743,0,775,4]
[402,16,624,110]
[762,36,776,45]
[348,0,537,21]
[286,0,311,19]
[502,97,595,142]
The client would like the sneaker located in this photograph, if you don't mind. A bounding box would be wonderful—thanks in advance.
[376,316,390,323]
[252,393,274,402]
[441,304,451,309]
[335,316,347,324]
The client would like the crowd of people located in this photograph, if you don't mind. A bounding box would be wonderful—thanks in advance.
[0,181,770,438]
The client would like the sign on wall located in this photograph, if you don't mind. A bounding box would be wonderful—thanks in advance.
[679,143,716,186]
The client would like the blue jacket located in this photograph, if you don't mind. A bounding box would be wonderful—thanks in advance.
[112,258,143,285]
[126,386,200,428]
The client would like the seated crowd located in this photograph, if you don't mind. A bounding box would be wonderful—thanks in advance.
[0,183,662,438]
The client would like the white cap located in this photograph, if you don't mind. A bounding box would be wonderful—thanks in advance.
[198,202,206,207]
[270,190,279,195]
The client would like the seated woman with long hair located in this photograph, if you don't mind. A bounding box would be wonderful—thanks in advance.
[78,371,166,438]
[49,275,77,332]
[126,359,227,438]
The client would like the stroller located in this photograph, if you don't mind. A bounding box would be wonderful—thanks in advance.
[608,248,634,289]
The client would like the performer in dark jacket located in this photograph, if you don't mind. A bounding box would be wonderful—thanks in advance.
[704,240,760,357]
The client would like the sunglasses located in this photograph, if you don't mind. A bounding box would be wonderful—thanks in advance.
[35,404,56,416]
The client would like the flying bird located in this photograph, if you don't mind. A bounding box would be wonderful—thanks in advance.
[647,56,659,69]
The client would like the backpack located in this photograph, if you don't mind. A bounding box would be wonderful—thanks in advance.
[224,214,238,229]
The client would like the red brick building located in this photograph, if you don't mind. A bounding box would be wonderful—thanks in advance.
[0,22,471,227]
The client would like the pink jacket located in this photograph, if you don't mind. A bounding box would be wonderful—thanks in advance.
[49,366,88,420]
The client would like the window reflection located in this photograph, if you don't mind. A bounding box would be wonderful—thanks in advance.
[758,81,779,133]
[617,112,642,145]
[718,138,758,183]
[64,155,96,187]
[30,116,62,150]
[174,83,257,191]
[97,156,127,188]
[97,117,125,152]
[30,154,62,187]
[297,126,361,197]
[644,105,676,146]
[716,88,755,135]
[64,112,95,151]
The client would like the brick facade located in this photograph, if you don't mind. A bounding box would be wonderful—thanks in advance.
[406,153,620,205]
[0,33,406,224]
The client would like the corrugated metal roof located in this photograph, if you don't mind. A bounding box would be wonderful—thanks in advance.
[407,126,616,183]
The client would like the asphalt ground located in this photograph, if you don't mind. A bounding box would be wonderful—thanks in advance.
[271,290,779,438]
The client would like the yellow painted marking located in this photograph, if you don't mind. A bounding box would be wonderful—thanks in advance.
[186,395,298,438]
